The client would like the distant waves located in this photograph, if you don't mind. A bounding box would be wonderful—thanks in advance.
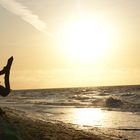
[0,85,139,112]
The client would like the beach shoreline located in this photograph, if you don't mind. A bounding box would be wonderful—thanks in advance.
[0,106,134,140]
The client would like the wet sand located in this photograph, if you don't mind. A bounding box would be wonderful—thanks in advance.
[0,107,132,140]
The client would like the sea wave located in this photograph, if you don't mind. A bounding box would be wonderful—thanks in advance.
[0,85,139,112]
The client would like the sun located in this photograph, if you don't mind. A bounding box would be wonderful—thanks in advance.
[63,17,115,63]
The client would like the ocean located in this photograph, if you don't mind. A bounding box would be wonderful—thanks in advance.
[0,85,140,139]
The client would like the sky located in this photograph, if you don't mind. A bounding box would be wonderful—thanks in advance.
[0,0,140,89]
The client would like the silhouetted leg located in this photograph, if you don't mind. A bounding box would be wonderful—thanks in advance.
[0,86,9,97]
[0,67,6,75]
[0,57,13,97]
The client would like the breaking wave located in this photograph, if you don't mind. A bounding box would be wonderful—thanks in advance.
[0,85,139,112]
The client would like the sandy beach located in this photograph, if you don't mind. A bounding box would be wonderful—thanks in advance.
[0,106,132,140]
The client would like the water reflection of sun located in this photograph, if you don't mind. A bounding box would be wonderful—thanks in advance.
[73,108,104,126]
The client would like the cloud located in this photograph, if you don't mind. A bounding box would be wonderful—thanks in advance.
[0,0,48,33]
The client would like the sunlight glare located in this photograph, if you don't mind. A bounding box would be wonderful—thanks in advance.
[73,108,104,126]
[63,17,117,63]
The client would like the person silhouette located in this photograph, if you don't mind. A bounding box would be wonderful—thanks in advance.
[0,56,13,97]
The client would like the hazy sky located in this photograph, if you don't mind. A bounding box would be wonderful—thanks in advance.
[0,0,140,89]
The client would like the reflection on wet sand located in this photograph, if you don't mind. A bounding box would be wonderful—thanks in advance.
[73,108,103,126]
